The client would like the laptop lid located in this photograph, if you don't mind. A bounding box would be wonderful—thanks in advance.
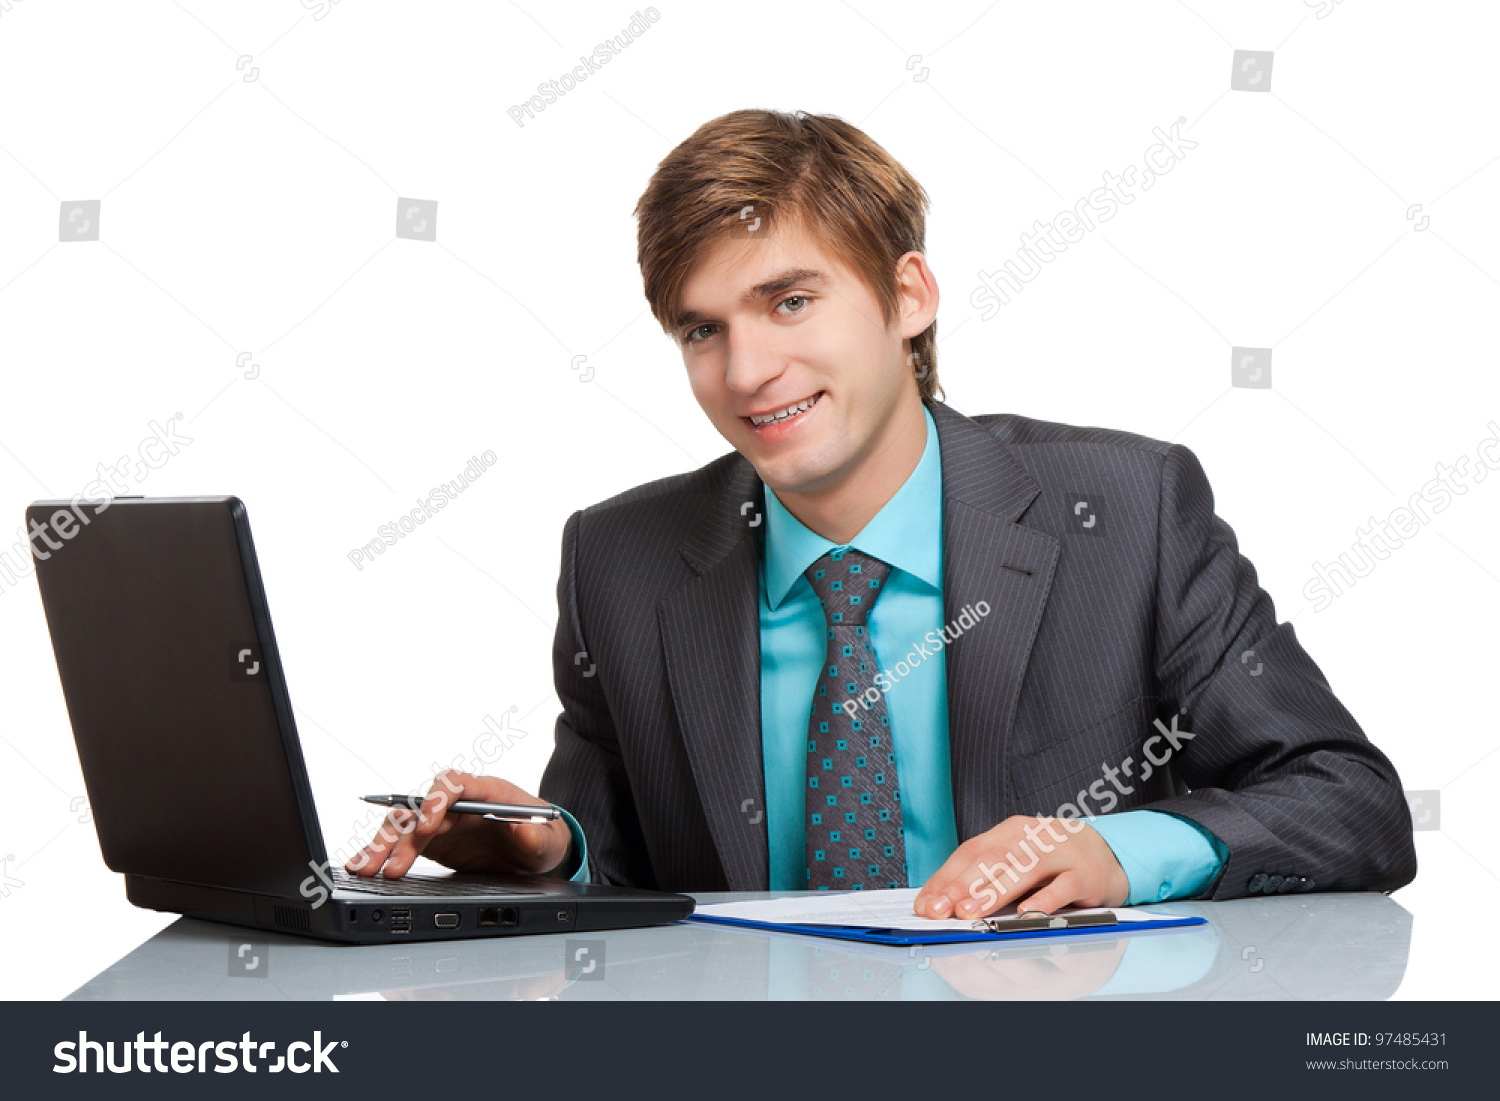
[28,496,329,897]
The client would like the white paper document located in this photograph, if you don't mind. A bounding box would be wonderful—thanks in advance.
[694,887,1161,933]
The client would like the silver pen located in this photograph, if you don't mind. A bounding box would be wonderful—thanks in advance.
[361,793,561,823]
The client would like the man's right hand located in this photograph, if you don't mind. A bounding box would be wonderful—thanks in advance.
[344,770,575,880]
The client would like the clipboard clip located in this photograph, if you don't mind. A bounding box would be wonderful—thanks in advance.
[970,908,1119,933]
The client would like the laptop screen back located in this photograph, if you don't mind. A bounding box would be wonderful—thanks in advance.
[28,496,328,897]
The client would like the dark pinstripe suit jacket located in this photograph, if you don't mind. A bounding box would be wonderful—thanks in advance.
[538,397,1417,899]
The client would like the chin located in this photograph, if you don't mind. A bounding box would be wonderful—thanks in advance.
[726,417,843,491]
[759,454,840,497]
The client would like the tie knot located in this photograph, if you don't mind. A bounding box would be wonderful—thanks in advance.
[803,547,890,626]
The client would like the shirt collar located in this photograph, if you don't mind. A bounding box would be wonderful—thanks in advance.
[762,404,943,610]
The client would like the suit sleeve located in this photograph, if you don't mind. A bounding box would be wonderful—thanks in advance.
[536,509,656,888]
[1137,443,1416,899]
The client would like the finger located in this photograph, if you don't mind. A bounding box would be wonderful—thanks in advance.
[1012,869,1087,915]
[379,808,432,877]
[946,832,1089,918]
[344,808,413,876]
[414,770,476,834]
[914,830,1018,916]
[362,808,419,878]
[916,822,1042,917]
[949,857,1053,918]
[506,820,552,862]
[510,817,576,873]
[344,846,378,874]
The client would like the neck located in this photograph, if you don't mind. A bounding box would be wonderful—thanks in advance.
[776,398,928,545]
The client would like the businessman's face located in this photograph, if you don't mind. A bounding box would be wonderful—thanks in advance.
[672,219,937,501]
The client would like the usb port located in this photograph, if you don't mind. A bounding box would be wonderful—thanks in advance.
[433,913,460,929]
[390,906,412,934]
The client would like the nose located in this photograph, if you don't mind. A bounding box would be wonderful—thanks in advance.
[722,323,787,397]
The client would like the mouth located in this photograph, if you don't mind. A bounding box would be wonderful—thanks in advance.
[742,391,824,433]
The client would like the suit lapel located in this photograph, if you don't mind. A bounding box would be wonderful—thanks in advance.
[658,459,769,890]
[927,399,1060,841]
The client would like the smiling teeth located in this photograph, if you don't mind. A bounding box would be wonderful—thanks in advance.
[750,395,818,426]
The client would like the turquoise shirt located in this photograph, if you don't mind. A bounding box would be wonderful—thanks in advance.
[563,406,1229,904]
[757,405,957,887]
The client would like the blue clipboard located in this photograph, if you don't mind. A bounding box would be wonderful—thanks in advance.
[687,911,1207,947]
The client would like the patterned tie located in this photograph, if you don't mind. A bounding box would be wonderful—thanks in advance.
[804,547,907,891]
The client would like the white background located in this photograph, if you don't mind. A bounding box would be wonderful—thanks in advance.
[0,0,1495,1000]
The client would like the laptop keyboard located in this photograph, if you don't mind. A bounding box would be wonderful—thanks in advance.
[331,867,537,898]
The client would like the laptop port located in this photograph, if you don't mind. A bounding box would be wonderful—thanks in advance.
[390,907,412,934]
[479,907,520,927]
[433,913,460,929]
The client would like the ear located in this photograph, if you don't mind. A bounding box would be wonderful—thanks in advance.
[892,251,939,340]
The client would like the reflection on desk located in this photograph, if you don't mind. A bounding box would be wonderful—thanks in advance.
[66,891,1411,1001]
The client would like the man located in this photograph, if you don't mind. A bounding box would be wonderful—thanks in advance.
[348,109,1416,918]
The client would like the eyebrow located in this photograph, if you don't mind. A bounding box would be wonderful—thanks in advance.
[672,268,829,333]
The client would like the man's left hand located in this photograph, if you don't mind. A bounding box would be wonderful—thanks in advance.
[914,815,1130,919]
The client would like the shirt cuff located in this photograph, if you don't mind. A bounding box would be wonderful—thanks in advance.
[1085,809,1228,905]
[552,805,590,884]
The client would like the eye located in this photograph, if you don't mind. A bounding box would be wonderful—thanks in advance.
[776,295,810,315]
[683,323,720,345]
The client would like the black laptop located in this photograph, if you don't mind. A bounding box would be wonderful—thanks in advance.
[26,495,695,944]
